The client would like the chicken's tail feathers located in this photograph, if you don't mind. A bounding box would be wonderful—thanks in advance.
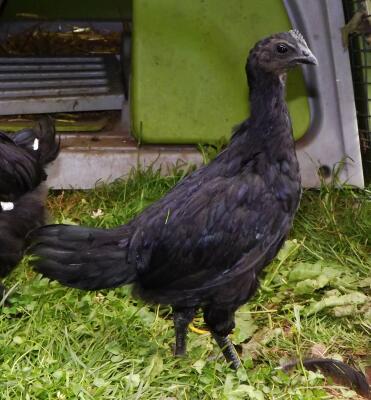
[281,358,370,398]
[12,116,60,166]
[27,224,136,290]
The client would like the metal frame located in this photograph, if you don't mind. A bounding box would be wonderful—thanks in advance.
[343,0,371,182]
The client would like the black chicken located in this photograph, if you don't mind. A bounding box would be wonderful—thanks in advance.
[0,118,59,297]
[28,30,317,366]
[26,32,371,397]
[29,30,316,365]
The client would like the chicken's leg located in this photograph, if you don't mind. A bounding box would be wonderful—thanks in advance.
[203,305,241,369]
[212,333,240,369]
[173,307,195,356]
[0,282,5,298]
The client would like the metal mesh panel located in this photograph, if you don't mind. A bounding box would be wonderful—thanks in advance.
[343,0,371,182]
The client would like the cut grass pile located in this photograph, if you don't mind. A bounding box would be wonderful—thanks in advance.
[0,168,370,399]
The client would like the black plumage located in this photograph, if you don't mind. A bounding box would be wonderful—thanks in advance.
[0,117,59,296]
[0,117,59,202]
[0,131,45,202]
[282,358,370,399]
[28,31,317,367]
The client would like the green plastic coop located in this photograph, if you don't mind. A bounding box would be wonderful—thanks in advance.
[131,0,311,144]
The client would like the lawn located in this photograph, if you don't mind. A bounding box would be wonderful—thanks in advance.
[0,168,370,399]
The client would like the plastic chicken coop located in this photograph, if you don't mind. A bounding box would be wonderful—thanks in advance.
[0,0,366,188]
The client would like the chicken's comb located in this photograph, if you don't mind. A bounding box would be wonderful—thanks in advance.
[289,29,306,44]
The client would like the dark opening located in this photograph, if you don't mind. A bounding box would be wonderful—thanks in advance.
[318,165,332,179]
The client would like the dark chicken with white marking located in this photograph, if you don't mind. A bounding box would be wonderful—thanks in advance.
[0,117,59,297]
[29,31,314,364]
[0,118,59,202]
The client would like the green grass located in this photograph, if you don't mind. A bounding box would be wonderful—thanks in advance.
[0,168,370,400]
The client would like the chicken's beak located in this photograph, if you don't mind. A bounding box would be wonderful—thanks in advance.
[296,46,318,65]
[299,53,318,65]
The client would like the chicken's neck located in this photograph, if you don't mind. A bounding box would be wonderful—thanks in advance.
[226,65,297,166]
[247,67,289,131]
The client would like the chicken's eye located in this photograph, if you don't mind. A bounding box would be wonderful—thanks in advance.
[276,44,288,54]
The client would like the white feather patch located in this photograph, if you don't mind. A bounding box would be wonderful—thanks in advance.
[33,138,39,151]
[0,201,14,211]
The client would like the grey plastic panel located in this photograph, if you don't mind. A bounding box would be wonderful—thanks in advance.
[0,55,125,114]
[284,0,364,187]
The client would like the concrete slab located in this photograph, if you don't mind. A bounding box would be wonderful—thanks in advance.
[46,135,203,189]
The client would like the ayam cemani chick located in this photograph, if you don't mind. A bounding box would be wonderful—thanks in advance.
[0,117,59,299]
[27,31,369,397]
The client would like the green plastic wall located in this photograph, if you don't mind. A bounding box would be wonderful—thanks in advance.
[132,0,311,144]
